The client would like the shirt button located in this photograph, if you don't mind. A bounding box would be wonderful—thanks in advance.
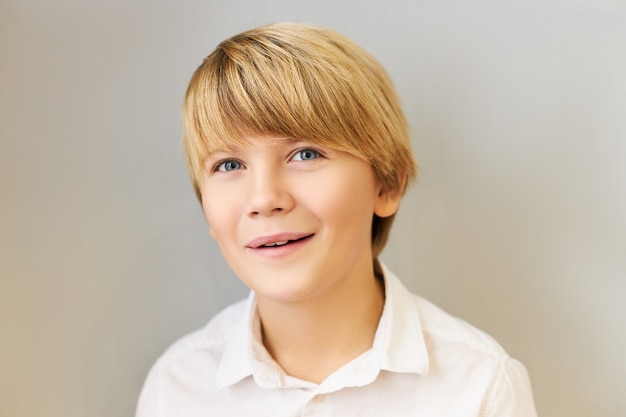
[313,394,326,403]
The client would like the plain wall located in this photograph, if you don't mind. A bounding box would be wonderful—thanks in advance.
[1,1,625,416]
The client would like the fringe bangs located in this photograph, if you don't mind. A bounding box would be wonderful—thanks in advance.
[183,23,417,198]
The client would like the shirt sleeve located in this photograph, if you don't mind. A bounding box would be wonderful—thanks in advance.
[135,363,162,417]
[483,357,538,417]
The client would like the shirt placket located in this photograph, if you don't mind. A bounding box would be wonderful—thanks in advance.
[300,393,333,417]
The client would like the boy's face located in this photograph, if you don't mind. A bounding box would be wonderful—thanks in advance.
[200,136,401,305]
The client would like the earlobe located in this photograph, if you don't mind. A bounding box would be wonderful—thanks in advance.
[374,188,402,218]
[374,175,406,218]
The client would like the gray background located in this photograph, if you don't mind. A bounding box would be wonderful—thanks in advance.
[1,1,625,416]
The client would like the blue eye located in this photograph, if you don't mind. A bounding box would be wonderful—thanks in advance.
[216,160,242,172]
[292,149,319,161]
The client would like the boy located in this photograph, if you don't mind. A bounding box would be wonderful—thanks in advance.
[136,23,537,416]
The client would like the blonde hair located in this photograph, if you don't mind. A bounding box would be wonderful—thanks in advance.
[183,22,417,258]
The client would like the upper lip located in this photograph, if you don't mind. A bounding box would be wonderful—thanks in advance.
[245,232,313,249]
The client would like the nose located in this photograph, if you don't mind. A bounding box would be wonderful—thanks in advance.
[246,166,295,218]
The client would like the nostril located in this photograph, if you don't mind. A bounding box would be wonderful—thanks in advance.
[246,183,295,216]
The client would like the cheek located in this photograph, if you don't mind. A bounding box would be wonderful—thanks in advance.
[201,191,238,240]
[310,177,378,226]
[204,204,230,228]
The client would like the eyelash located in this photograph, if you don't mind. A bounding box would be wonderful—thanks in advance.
[213,159,243,172]
[211,147,324,173]
[291,148,321,161]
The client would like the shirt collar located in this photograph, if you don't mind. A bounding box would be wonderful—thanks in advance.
[376,262,429,375]
[215,291,257,389]
[215,262,429,390]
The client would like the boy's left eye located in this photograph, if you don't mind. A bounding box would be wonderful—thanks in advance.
[292,149,319,161]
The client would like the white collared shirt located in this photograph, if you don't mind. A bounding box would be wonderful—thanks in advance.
[136,266,537,416]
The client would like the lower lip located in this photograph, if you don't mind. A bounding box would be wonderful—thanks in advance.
[247,235,313,258]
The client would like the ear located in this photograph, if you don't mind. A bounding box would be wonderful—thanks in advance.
[374,176,406,218]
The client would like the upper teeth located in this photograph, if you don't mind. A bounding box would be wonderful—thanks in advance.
[265,241,289,247]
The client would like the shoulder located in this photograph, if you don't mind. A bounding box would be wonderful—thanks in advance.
[135,299,250,417]
[152,298,248,370]
[408,293,537,416]
[411,293,508,359]
[383,265,508,360]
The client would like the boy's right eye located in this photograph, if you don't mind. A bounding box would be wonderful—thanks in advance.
[215,160,243,172]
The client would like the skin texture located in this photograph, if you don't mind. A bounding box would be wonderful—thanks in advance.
[200,136,402,382]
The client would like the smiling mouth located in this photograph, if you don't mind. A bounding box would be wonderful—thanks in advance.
[262,240,290,247]
[247,233,314,249]
[259,235,312,248]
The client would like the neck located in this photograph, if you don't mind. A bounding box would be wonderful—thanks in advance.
[256,266,385,384]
